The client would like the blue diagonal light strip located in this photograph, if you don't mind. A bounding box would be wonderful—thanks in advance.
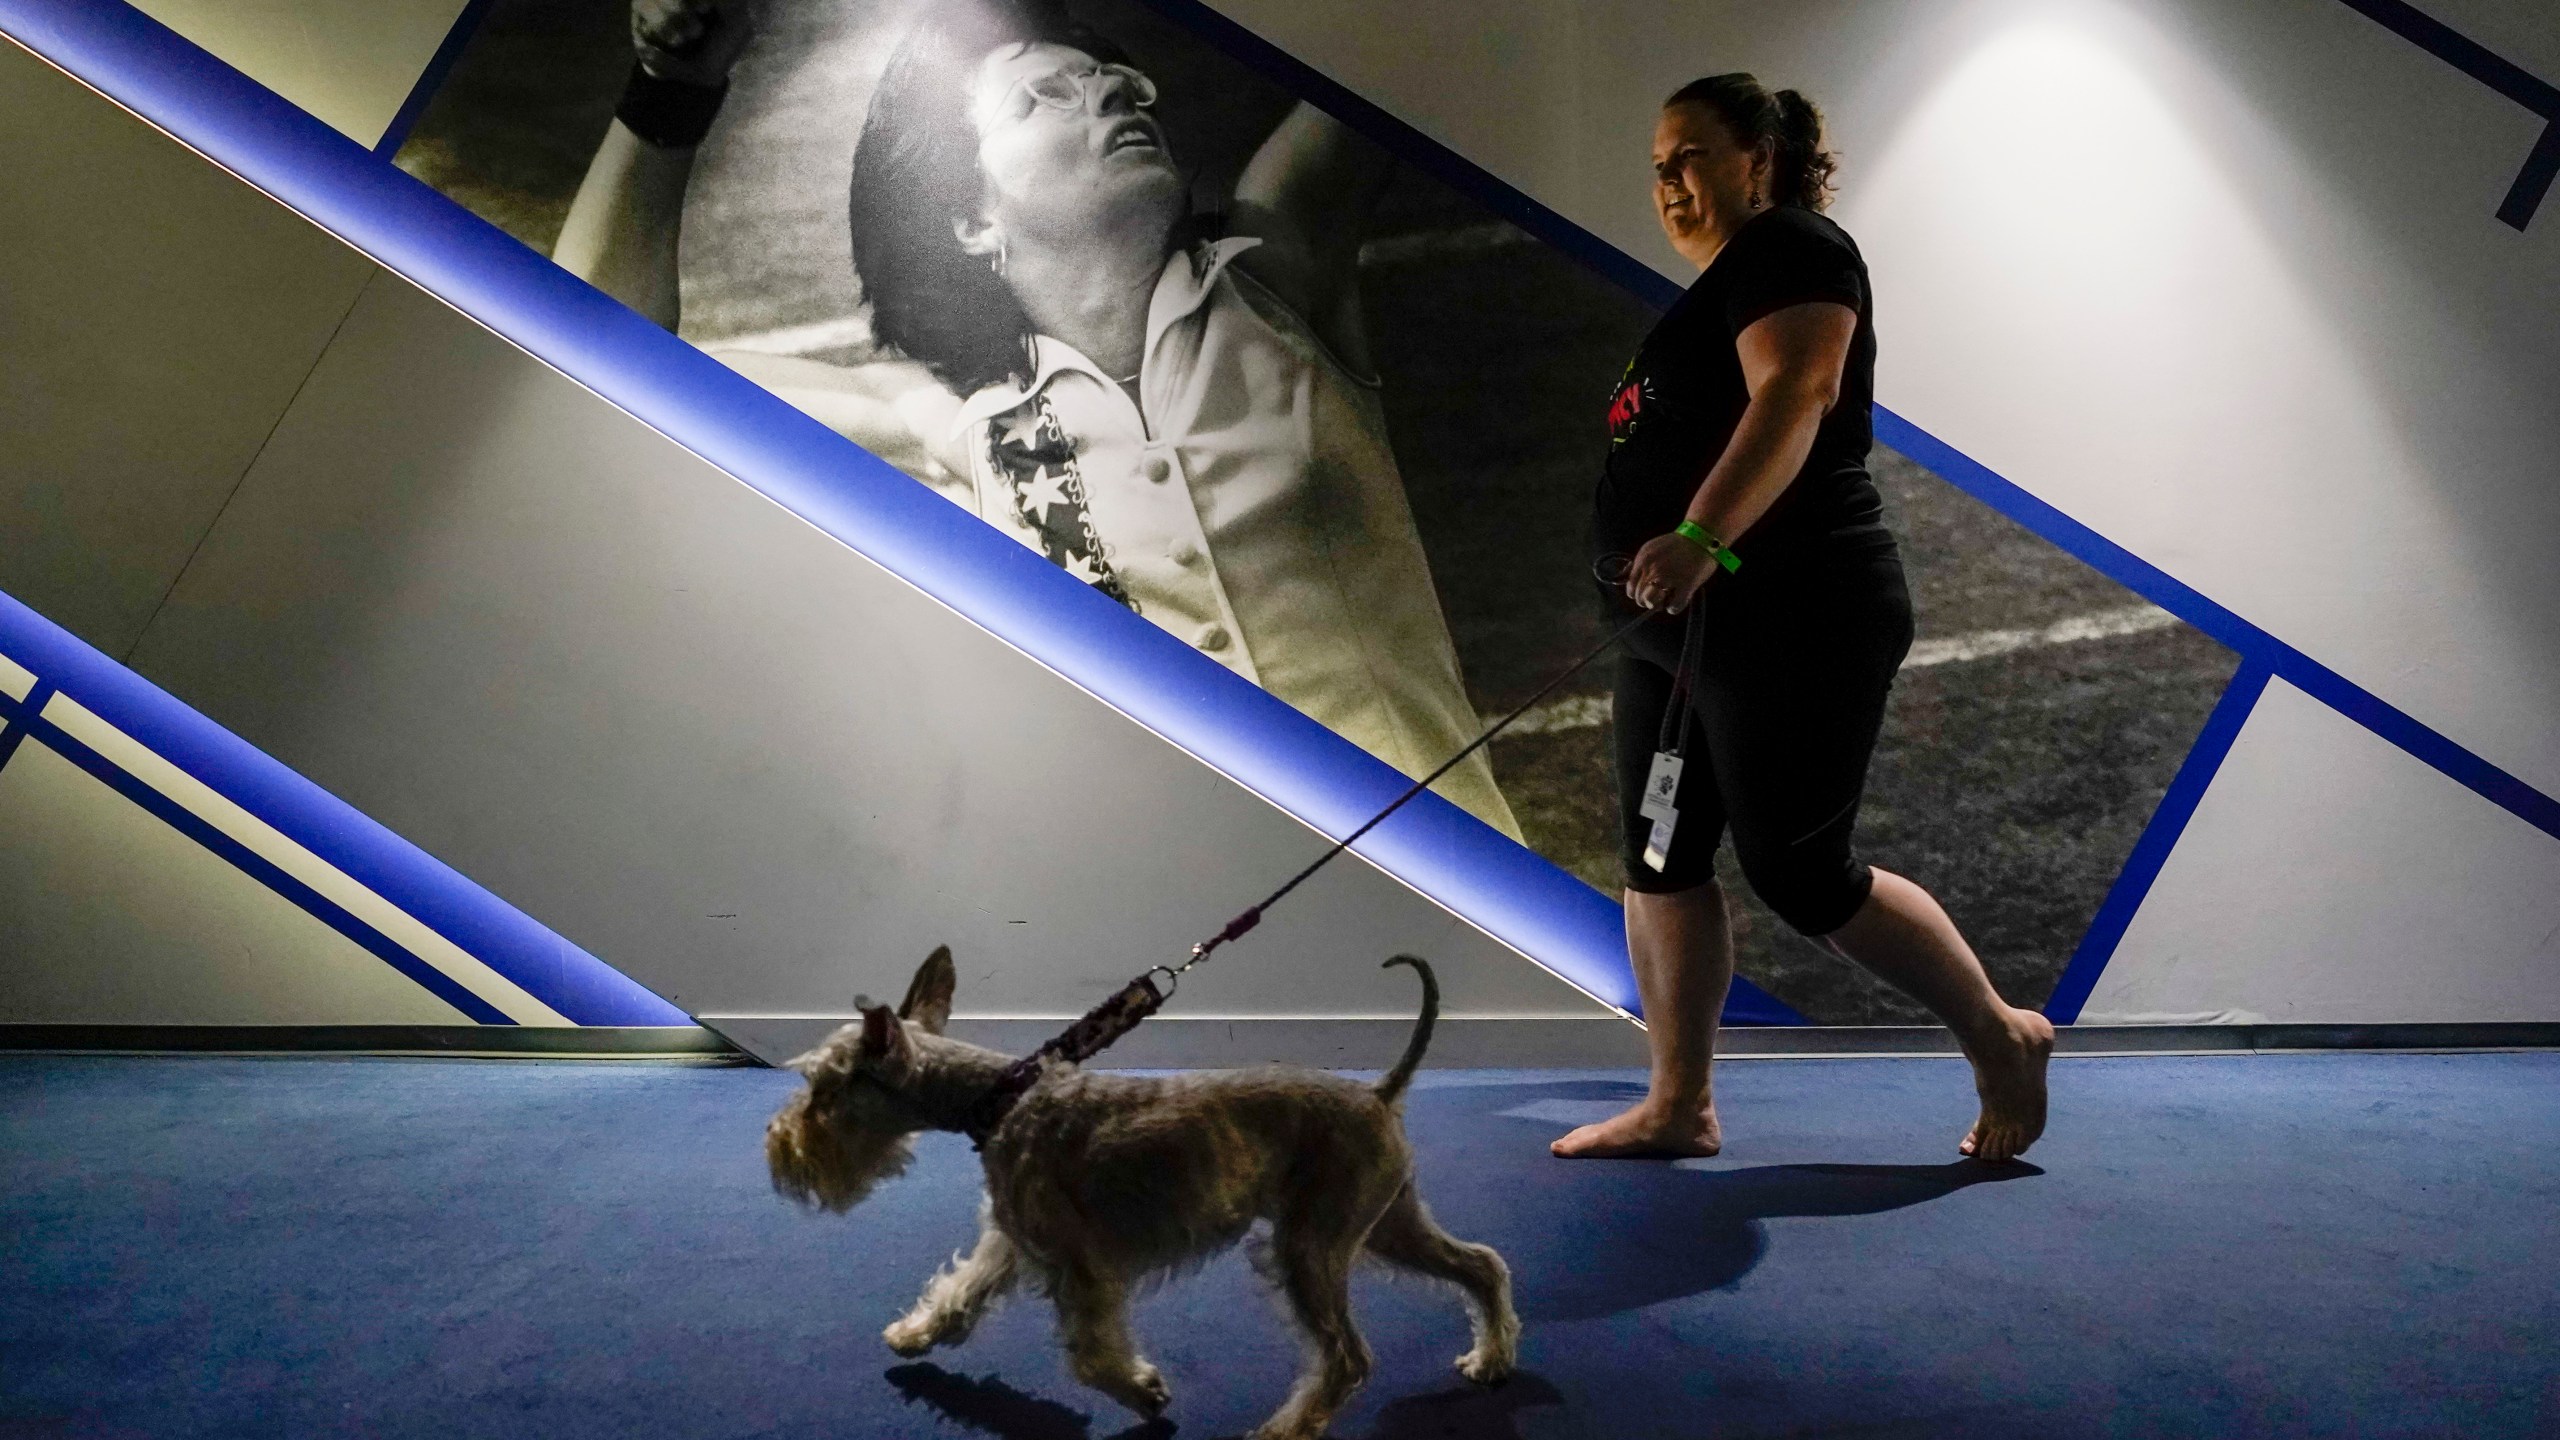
[0,588,686,1025]
[0,677,517,1025]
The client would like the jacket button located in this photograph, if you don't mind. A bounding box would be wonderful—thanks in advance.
[1170,540,1202,566]
[1199,625,1231,652]
[1145,454,1173,484]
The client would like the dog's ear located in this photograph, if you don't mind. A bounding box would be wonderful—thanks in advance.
[856,1003,912,1069]
[898,945,956,1035]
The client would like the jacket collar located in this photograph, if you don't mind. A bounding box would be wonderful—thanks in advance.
[950,236,1263,436]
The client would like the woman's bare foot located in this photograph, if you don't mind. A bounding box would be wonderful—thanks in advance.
[1958,1007,2054,1163]
[1551,1099,1722,1159]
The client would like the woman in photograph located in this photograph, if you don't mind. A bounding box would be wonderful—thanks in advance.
[1550,75,2053,1163]
[556,0,1518,837]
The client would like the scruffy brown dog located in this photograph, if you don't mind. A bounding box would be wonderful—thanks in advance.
[765,946,1518,1440]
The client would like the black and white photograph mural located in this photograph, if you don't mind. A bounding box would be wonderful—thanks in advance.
[397,0,2240,1021]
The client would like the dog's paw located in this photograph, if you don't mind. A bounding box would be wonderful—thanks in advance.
[1124,1360,1172,1417]
[1456,1346,1514,1386]
[882,1316,939,1357]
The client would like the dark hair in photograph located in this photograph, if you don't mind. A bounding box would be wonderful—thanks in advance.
[1665,72,1838,212]
[850,0,1144,394]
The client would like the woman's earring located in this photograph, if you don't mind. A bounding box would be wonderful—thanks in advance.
[991,235,1010,280]
[1747,186,1763,210]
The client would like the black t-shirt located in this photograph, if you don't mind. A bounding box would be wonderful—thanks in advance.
[1594,206,1889,564]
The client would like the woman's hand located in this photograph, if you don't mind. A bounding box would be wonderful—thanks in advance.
[558,0,752,325]
[1623,531,1719,613]
[632,0,754,87]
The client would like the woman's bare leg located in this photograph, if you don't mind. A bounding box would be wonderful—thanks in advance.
[1552,879,1732,1158]
[1822,867,2054,1162]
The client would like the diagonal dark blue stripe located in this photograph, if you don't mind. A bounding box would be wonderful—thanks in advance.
[0,679,56,774]
[2041,664,2273,1024]
[2496,119,2560,230]
[19,708,516,1025]
[2330,0,2560,228]
[2329,0,2560,115]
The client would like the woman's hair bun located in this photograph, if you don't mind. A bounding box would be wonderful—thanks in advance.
[1665,73,1839,212]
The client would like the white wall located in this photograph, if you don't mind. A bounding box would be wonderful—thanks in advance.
[1205,0,2560,1020]
[2084,678,2560,1023]
[0,28,1620,1056]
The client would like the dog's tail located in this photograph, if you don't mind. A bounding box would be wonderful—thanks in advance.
[1373,955,1439,1105]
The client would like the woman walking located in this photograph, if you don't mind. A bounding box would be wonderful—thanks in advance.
[1552,75,2052,1164]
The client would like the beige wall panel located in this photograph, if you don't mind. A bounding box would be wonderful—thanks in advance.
[0,738,469,1025]
[126,274,1612,1027]
[126,0,470,148]
[0,38,373,658]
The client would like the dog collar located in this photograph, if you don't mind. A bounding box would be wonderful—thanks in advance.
[960,973,1168,1148]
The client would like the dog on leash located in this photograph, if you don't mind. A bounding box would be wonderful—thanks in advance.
[764,946,1519,1440]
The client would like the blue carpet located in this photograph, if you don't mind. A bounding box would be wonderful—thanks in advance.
[3,1052,2555,1438]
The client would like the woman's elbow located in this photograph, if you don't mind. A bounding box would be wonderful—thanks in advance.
[1760,372,1841,424]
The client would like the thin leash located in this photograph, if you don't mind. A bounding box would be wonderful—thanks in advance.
[960,572,1671,1144]
[1164,605,1665,982]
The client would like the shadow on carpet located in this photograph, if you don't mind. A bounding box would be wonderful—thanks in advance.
[888,1360,1571,1440]
[1451,1080,2041,1320]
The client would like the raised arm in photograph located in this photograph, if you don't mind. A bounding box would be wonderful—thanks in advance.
[556,0,966,486]
[1229,103,1396,375]
[554,0,754,329]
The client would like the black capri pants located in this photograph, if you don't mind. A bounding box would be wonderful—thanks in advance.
[1609,545,1913,935]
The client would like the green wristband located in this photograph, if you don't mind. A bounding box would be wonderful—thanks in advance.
[1674,521,1742,574]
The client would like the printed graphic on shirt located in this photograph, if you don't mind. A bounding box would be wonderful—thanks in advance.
[1607,356,1650,445]
[987,398,1136,612]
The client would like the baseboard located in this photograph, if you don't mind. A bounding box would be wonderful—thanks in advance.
[2087,1021,2560,1054]
[0,1025,743,1059]
[701,1015,1655,1069]
[702,1015,2560,1069]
